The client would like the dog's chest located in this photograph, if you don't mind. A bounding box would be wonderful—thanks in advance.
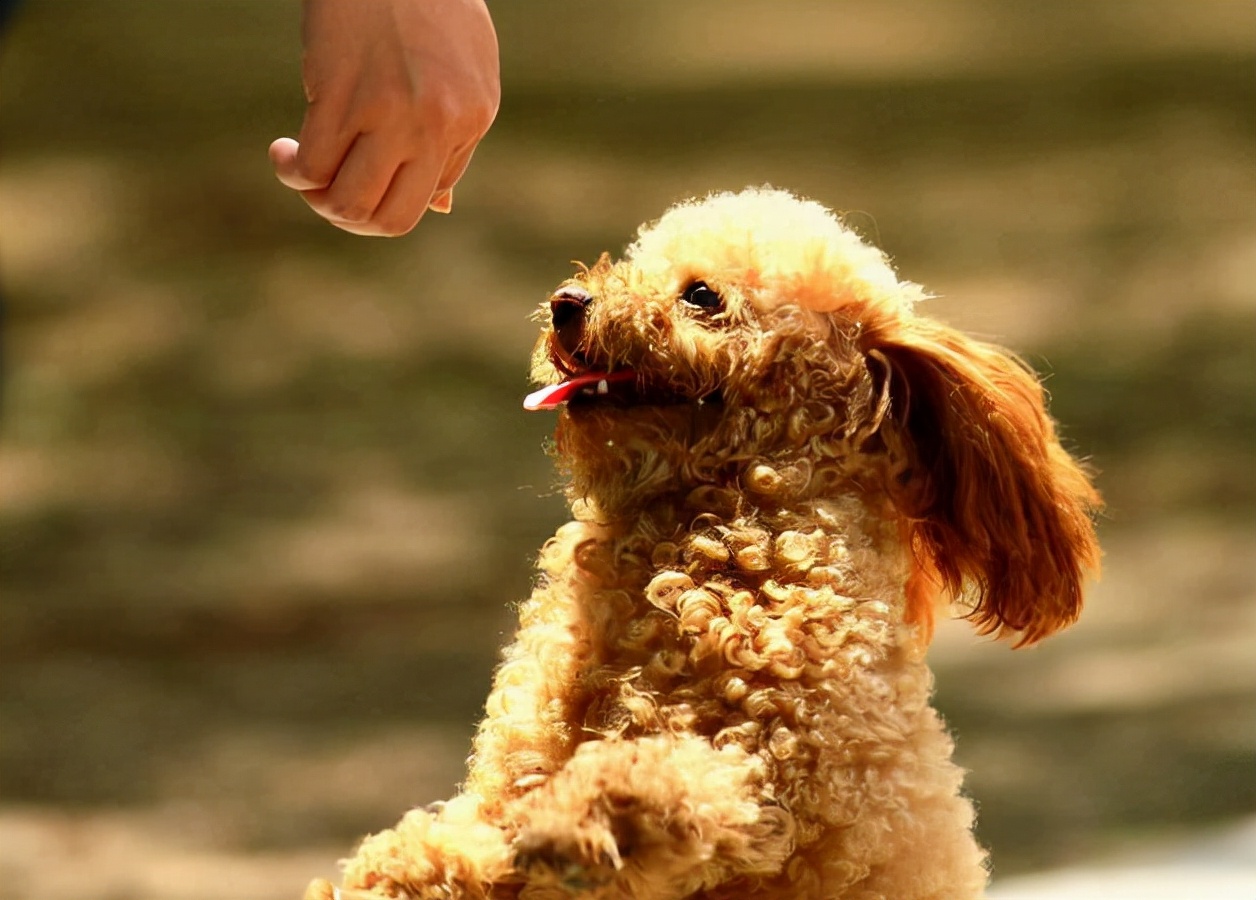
[567,499,909,740]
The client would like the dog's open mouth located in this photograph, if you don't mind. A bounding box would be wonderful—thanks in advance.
[524,362,726,412]
[524,371,723,412]
[523,370,639,411]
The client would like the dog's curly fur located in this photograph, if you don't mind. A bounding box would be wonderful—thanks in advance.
[305,188,1102,900]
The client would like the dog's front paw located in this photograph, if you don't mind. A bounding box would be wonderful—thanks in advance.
[303,879,338,900]
[513,823,623,894]
[303,880,418,900]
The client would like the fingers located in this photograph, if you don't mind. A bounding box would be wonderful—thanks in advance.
[330,152,444,237]
[272,112,478,236]
[420,140,479,216]
[277,96,359,191]
[270,130,351,193]
[428,189,453,214]
[298,132,398,226]
[432,140,479,202]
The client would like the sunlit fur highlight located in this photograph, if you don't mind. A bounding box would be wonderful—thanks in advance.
[310,188,1101,900]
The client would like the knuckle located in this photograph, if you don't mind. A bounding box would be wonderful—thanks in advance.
[475,89,501,130]
[419,88,461,127]
[326,198,373,224]
[469,97,498,133]
[294,158,335,188]
[421,88,491,134]
[376,212,420,237]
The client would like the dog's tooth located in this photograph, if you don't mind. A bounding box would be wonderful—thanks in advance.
[597,379,609,395]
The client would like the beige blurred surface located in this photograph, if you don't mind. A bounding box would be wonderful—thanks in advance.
[1,1,1254,897]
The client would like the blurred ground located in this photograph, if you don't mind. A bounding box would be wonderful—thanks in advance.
[987,815,1256,899]
[1,1,1254,898]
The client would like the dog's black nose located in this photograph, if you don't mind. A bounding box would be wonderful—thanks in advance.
[550,286,591,361]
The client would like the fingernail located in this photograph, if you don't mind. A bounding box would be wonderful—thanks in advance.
[428,190,453,214]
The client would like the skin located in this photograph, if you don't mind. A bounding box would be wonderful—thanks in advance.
[270,0,500,236]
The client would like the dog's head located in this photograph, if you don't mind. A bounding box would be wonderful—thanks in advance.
[527,188,1101,644]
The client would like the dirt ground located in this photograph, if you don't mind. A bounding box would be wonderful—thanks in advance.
[1,2,1253,898]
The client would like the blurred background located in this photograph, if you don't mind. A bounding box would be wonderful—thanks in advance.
[1,1,1253,898]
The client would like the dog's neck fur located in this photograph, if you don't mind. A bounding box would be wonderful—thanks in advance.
[558,437,913,649]
[554,400,885,517]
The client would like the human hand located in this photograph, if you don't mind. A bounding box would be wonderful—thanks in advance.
[270,0,499,236]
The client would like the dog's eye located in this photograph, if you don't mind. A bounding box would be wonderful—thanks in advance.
[681,281,723,310]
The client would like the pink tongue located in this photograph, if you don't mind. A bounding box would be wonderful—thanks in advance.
[523,370,637,411]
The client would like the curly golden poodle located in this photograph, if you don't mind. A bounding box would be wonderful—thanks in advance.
[305,188,1102,900]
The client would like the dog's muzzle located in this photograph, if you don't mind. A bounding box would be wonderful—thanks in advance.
[525,285,645,411]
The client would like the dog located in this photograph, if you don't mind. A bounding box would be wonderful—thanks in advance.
[304,188,1101,899]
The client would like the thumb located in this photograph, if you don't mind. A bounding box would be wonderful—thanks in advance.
[269,137,327,191]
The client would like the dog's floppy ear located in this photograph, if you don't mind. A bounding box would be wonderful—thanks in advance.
[865,317,1102,646]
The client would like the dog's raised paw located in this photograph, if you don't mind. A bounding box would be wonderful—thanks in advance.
[513,827,622,893]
